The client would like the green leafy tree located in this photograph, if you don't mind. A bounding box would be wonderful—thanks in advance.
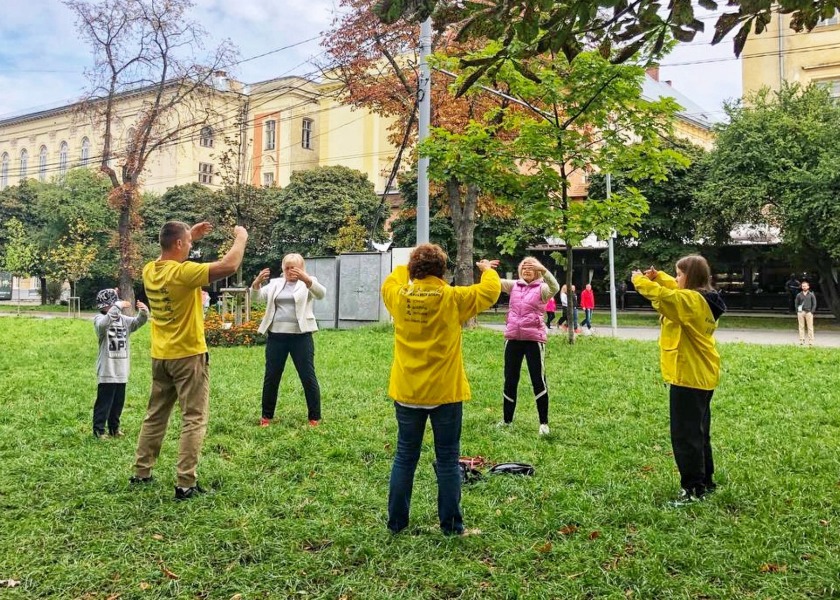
[698,83,840,319]
[271,166,388,257]
[139,183,217,261]
[376,0,839,95]
[389,166,528,276]
[36,169,115,279]
[46,220,98,298]
[588,143,709,279]
[439,48,686,342]
[0,180,49,303]
[1,217,39,313]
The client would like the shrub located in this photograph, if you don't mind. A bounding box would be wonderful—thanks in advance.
[204,309,266,347]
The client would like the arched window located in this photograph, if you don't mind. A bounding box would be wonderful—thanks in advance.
[39,146,48,182]
[19,149,28,180]
[1,153,9,190]
[59,142,69,178]
[80,137,90,166]
[200,126,214,148]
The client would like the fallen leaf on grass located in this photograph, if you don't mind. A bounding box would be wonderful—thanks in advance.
[759,563,787,573]
[302,540,333,552]
[106,594,122,600]
[819,519,829,526]
[640,465,654,473]
[230,594,243,600]
[588,531,601,540]
[139,582,151,590]
[536,541,553,553]
[558,525,578,536]
[0,580,20,588]
[151,534,164,541]
[159,562,179,580]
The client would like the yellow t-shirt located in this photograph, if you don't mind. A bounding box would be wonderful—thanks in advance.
[142,260,210,360]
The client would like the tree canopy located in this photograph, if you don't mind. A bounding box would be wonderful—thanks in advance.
[376,0,840,96]
[698,83,840,318]
[271,166,389,257]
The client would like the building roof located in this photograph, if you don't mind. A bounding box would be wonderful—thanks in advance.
[642,76,722,129]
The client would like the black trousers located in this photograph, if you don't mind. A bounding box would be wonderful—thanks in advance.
[262,332,321,421]
[670,384,715,494]
[93,382,126,435]
[546,311,555,328]
[503,340,549,425]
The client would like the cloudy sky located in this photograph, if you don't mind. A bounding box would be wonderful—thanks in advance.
[0,0,741,121]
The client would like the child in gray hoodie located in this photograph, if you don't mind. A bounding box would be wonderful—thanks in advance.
[93,288,149,439]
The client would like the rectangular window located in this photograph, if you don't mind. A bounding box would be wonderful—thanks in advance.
[198,162,213,184]
[263,172,275,187]
[264,120,276,151]
[816,78,840,98]
[301,118,313,150]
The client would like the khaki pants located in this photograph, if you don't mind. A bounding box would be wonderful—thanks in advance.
[797,311,815,345]
[134,354,210,488]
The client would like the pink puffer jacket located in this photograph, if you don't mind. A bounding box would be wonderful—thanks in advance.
[505,280,547,343]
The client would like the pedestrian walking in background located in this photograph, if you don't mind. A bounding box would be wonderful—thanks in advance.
[580,283,595,334]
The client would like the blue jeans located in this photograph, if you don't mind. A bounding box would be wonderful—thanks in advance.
[581,308,593,329]
[388,402,463,535]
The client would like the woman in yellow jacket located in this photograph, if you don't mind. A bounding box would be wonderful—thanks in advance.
[381,244,501,535]
[631,255,726,506]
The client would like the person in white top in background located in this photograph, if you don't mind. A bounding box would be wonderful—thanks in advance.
[252,254,327,427]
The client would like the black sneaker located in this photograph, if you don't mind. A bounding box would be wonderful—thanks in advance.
[175,484,208,501]
[129,475,153,485]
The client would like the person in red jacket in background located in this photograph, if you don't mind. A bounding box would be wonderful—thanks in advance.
[580,283,595,334]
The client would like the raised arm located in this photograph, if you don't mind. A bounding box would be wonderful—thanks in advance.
[208,226,249,283]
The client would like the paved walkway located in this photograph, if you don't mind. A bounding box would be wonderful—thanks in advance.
[481,323,840,347]
[2,309,838,347]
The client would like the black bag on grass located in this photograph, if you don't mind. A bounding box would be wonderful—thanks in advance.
[488,462,535,476]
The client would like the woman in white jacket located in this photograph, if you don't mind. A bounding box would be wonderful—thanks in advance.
[252,253,326,427]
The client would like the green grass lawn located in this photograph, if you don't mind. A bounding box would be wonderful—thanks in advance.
[1,319,839,599]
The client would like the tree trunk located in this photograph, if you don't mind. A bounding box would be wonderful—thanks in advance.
[565,245,575,345]
[453,184,479,287]
[817,259,840,322]
[118,190,136,315]
[40,275,47,305]
[446,178,480,328]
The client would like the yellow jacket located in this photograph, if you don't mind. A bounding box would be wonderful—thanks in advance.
[382,265,501,404]
[632,272,723,391]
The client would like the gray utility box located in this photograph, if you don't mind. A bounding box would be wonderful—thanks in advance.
[304,256,339,329]
[337,252,392,329]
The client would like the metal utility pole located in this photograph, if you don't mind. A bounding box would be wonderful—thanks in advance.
[607,173,617,335]
[416,17,432,245]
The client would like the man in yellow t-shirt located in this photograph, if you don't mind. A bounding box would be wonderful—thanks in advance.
[131,221,248,500]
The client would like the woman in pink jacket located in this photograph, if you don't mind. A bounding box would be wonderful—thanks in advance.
[499,257,560,436]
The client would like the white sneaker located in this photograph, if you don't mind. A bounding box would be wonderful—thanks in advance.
[496,421,513,429]
[539,424,550,436]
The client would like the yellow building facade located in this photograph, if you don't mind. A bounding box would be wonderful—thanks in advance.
[742,11,840,96]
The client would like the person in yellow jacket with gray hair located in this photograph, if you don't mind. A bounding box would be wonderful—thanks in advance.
[382,243,501,535]
[632,255,726,506]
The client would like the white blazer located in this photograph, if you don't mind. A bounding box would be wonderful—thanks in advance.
[256,276,327,335]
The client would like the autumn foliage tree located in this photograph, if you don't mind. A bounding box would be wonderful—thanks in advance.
[65,0,237,306]
[321,0,518,285]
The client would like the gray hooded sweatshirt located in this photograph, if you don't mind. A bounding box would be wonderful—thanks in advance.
[94,305,148,384]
